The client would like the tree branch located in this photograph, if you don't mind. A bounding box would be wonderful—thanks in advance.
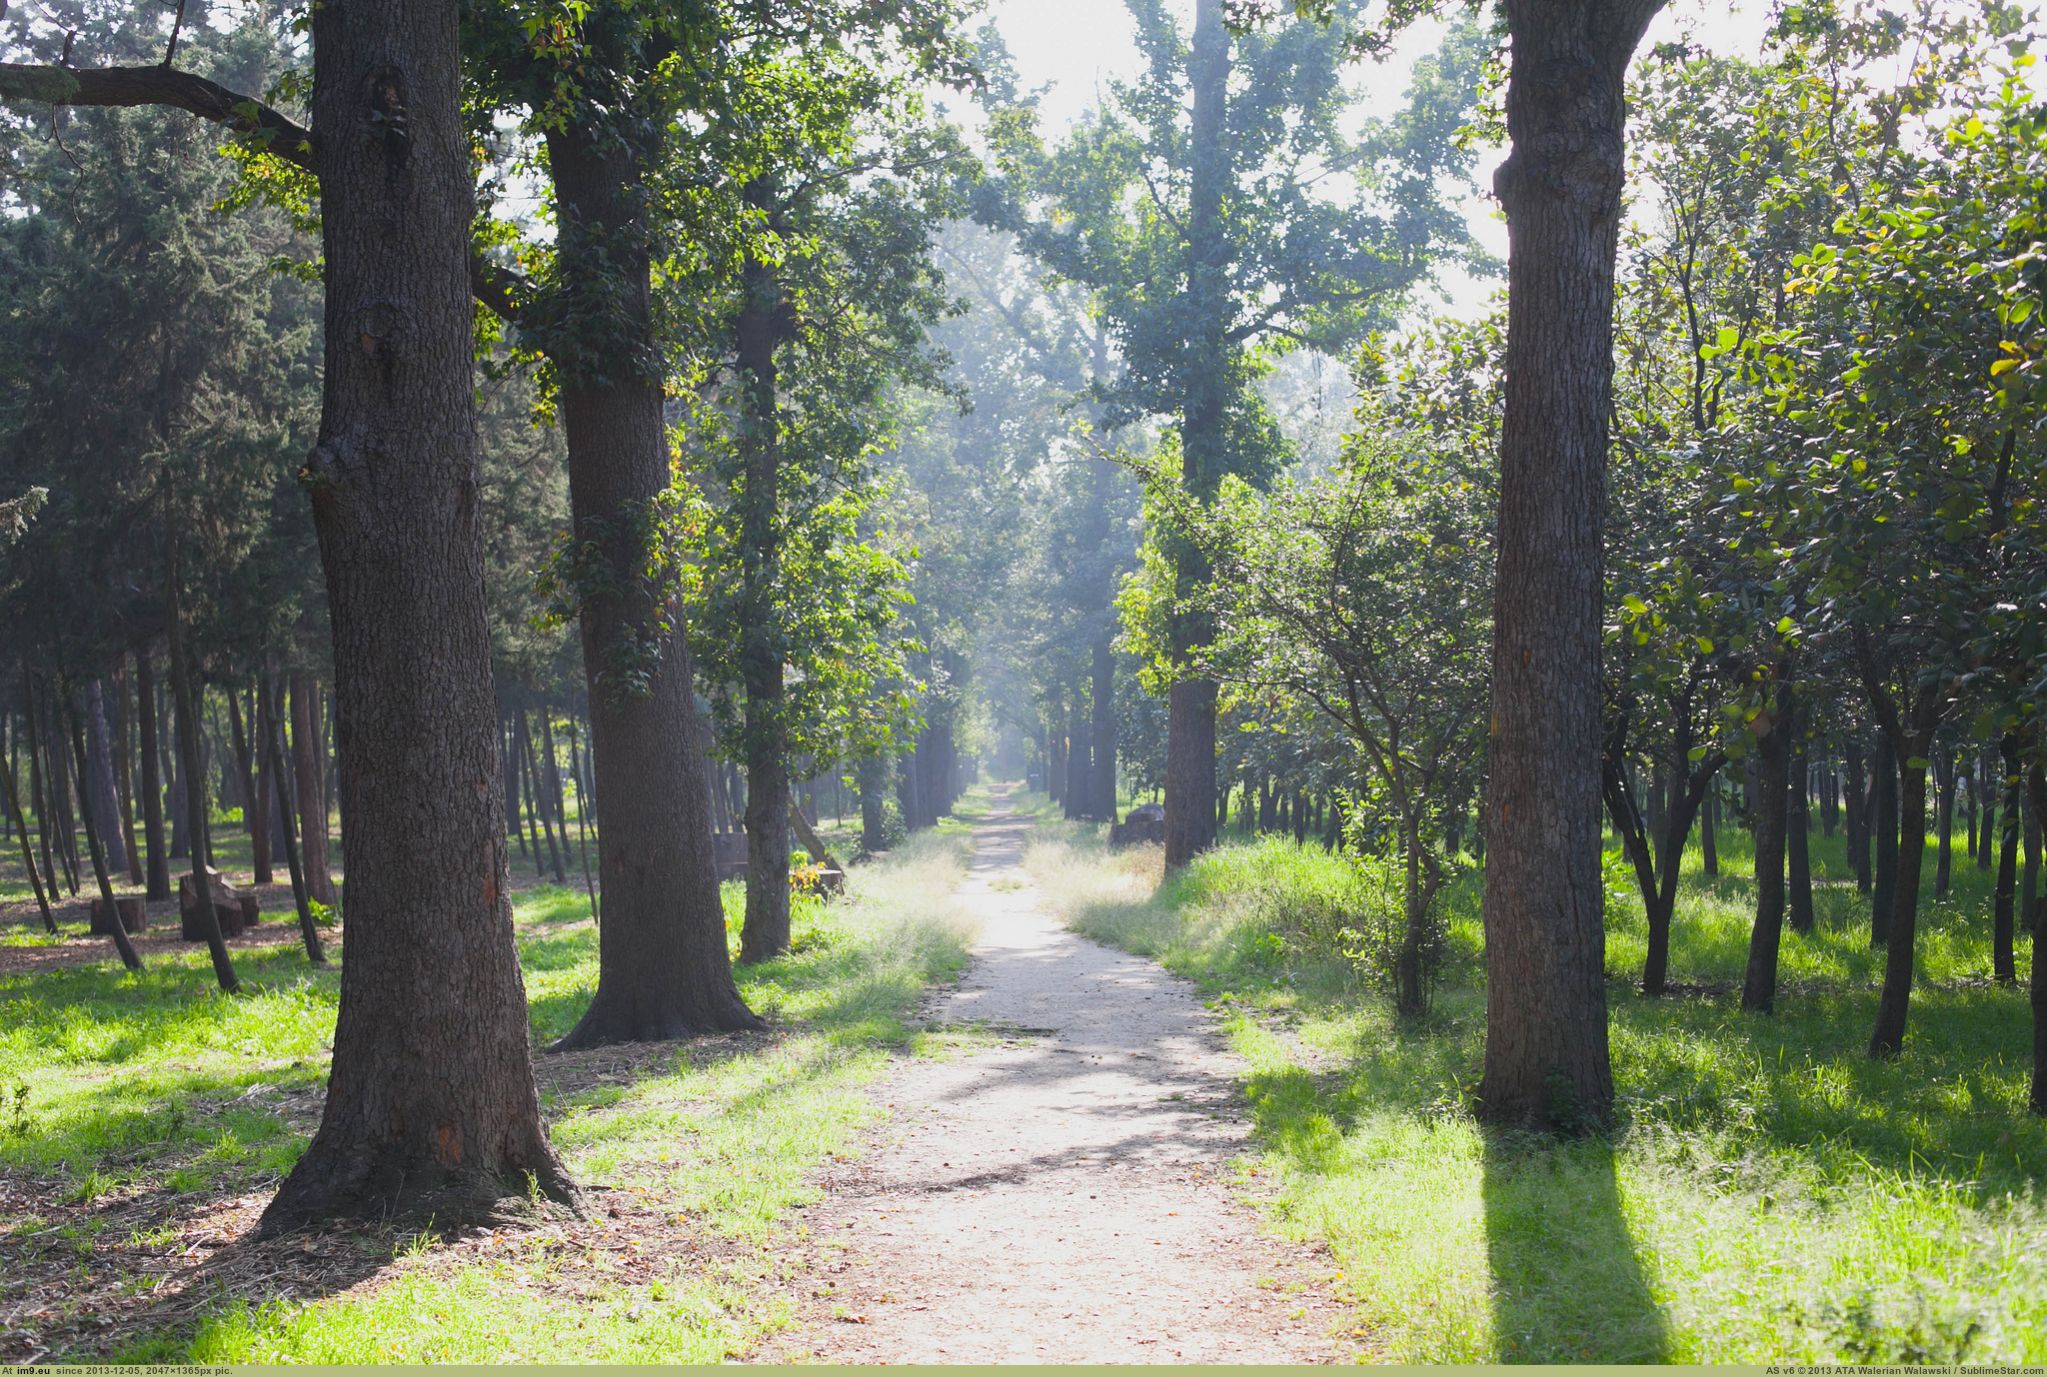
[0,62,316,173]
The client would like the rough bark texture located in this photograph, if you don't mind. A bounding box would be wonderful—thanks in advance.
[260,0,575,1232]
[1741,688,1791,1014]
[545,124,761,1047]
[253,677,276,884]
[1478,0,1661,1129]
[1162,0,1228,871]
[736,199,793,965]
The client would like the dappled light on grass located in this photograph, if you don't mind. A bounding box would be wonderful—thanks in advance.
[1,836,975,1363]
[1024,818,2047,1363]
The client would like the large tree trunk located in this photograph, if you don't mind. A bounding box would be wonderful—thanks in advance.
[543,124,761,1046]
[261,0,576,1231]
[135,649,171,900]
[1163,0,1228,871]
[1700,785,1717,876]
[735,197,792,965]
[857,754,888,855]
[1478,0,1660,1130]
[291,671,335,904]
[1742,684,1791,1013]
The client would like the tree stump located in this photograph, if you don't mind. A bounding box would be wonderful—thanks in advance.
[180,867,255,940]
[90,895,148,936]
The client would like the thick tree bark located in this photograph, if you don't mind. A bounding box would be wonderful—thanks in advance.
[1163,0,1229,870]
[1869,751,1929,1056]
[1742,685,1792,1013]
[1700,785,1717,876]
[1478,0,1661,1129]
[544,124,761,1046]
[135,650,171,900]
[291,671,335,905]
[1065,678,1089,822]
[736,196,793,964]
[262,0,577,1232]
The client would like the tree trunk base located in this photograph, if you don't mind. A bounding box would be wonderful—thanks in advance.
[550,989,764,1051]
[259,1137,580,1238]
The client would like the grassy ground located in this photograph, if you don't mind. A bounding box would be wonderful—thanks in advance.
[0,823,980,1363]
[1024,799,2047,1364]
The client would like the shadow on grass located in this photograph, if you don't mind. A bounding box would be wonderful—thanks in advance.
[1481,1132,1670,1362]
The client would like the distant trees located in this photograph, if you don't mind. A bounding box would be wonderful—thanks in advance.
[981,0,1483,868]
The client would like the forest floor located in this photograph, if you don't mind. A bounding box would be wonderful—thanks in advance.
[759,784,1348,1363]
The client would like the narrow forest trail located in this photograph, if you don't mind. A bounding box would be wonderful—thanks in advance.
[761,786,1350,1364]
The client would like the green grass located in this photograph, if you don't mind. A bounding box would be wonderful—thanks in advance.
[1,828,977,1364]
[1025,816,2047,1364]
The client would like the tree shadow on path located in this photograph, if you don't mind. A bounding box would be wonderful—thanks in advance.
[1481,1130,1671,1362]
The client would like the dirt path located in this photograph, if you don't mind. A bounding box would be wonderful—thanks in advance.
[765,789,1350,1364]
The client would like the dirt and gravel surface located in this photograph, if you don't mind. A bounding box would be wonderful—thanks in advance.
[763,789,1352,1364]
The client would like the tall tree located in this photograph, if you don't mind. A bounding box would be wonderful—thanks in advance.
[1477,0,1663,1131]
